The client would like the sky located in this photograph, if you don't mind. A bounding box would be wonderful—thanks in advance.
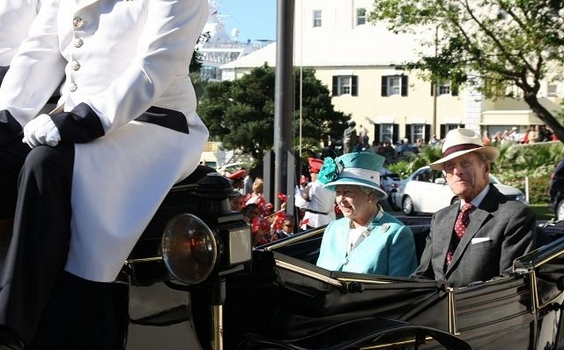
[214,0,278,43]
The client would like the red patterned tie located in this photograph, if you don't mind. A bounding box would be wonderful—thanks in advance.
[445,203,475,269]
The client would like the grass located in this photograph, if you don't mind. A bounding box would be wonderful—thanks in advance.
[529,203,554,221]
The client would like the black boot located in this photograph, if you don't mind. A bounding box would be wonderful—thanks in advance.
[0,326,25,350]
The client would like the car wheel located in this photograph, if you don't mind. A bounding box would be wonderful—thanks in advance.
[557,201,564,221]
[402,195,415,216]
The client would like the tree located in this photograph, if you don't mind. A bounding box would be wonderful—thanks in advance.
[198,64,350,160]
[369,0,564,141]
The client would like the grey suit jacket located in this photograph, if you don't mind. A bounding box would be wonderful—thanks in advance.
[412,185,536,287]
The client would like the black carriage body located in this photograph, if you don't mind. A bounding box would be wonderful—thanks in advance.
[124,167,564,350]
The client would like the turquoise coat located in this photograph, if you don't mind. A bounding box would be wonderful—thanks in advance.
[316,212,417,276]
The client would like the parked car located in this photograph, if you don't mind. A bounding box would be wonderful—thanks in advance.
[380,167,401,210]
[392,166,528,216]
[216,162,246,176]
[548,159,564,221]
[121,166,564,350]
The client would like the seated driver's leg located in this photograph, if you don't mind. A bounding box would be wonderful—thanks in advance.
[0,144,74,347]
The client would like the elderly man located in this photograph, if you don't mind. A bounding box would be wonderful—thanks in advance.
[412,128,536,287]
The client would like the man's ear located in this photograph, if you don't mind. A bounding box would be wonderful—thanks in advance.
[483,160,491,174]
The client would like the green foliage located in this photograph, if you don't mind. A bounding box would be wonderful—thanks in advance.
[493,142,563,204]
[198,64,350,161]
[369,0,564,141]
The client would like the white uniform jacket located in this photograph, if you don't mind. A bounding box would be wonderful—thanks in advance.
[0,0,209,281]
[295,180,336,228]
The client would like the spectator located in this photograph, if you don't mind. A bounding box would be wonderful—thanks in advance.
[412,128,536,287]
[342,120,358,154]
[228,169,246,194]
[527,125,539,143]
[245,178,266,207]
[229,192,245,212]
[295,158,336,230]
[316,152,417,276]
[242,203,261,225]
[509,127,521,143]
[275,215,296,239]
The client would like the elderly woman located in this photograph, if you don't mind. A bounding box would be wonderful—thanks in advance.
[316,152,417,276]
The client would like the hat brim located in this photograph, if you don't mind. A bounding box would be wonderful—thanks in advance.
[429,146,500,170]
[323,178,388,200]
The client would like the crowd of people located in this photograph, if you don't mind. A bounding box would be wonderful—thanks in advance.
[225,168,299,247]
[483,125,558,146]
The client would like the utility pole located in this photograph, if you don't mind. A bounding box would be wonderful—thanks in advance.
[267,0,295,211]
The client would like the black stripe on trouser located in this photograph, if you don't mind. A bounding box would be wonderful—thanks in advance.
[0,144,128,349]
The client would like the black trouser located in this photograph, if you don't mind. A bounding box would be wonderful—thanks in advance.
[0,144,127,349]
[0,137,30,219]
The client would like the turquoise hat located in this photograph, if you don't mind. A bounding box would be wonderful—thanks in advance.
[318,152,388,199]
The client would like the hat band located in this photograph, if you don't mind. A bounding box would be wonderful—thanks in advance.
[442,143,481,158]
[339,168,380,185]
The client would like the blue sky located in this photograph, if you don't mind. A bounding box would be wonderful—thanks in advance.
[215,0,278,43]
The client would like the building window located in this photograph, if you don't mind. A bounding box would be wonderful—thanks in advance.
[381,75,408,96]
[411,124,425,143]
[431,81,459,96]
[440,124,463,139]
[380,123,394,142]
[548,84,559,97]
[438,82,451,95]
[332,75,358,96]
[356,8,366,25]
[313,10,322,28]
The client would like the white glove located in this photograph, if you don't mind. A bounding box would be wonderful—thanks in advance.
[23,114,61,148]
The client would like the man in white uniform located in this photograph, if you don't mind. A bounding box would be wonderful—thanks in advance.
[0,0,209,348]
[295,158,336,230]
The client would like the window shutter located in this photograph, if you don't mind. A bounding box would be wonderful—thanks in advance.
[405,124,412,142]
[425,124,431,143]
[392,124,399,144]
[451,84,459,96]
[374,124,381,143]
[401,75,408,96]
[332,76,338,96]
[351,76,358,96]
[381,76,388,96]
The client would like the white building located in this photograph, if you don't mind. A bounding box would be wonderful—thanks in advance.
[220,0,561,145]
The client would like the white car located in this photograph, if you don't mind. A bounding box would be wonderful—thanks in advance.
[216,162,246,176]
[392,166,528,215]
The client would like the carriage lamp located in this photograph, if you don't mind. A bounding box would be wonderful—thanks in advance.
[161,172,252,285]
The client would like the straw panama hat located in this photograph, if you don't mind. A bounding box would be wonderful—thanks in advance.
[429,128,500,170]
[320,152,388,199]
